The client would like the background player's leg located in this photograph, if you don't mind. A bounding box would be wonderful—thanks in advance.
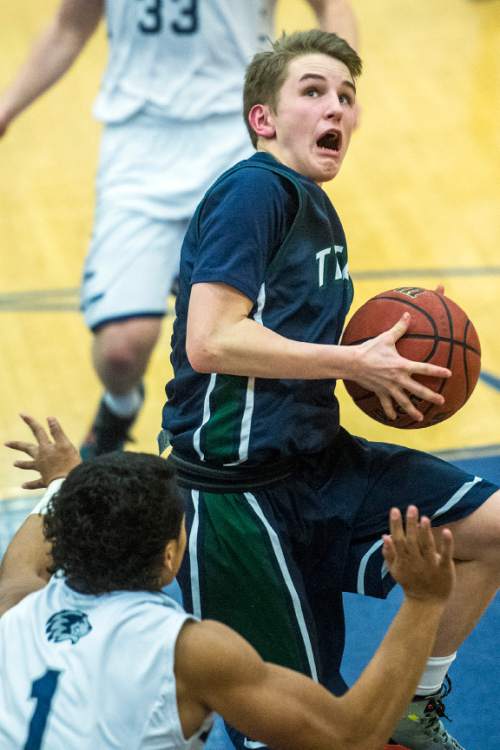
[80,207,188,458]
[79,109,192,458]
[79,318,162,458]
[92,317,162,395]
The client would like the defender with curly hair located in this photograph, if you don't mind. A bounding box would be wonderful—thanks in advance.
[0,413,456,750]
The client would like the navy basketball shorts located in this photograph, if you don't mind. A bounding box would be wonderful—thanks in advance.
[176,427,496,747]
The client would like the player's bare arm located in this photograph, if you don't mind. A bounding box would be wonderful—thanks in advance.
[0,516,51,617]
[174,507,454,750]
[187,282,451,422]
[0,415,81,616]
[306,0,359,51]
[0,0,103,136]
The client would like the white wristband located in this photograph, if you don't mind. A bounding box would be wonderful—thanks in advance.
[29,477,65,516]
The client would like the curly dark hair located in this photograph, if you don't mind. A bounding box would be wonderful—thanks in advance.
[43,452,184,595]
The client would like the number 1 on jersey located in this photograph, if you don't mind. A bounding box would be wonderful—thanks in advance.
[24,670,61,750]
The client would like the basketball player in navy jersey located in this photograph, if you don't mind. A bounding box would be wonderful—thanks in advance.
[159,30,500,750]
[2,413,455,750]
[0,0,358,460]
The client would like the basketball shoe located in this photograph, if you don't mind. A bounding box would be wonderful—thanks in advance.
[80,385,144,460]
[391,678,464,750]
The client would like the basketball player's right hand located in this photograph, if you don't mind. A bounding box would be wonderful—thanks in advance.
[353,312,451,422]
[382,506,455,604]
[5,414,81,489]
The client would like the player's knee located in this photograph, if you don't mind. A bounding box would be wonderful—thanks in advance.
[95,319,161,371]
[479,497,500,571]
[476,492,500,557]
[101,341,139,375]
[451,490,500,570]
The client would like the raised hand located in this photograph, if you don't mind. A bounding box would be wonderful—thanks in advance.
[352,312,451,422]
[382,506,455,604]
[5,414,81,489]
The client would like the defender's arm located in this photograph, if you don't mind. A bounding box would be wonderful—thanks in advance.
[175,509,454,749]
[1,415,80,616]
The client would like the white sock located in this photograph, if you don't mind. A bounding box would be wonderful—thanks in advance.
[415,652,457,697]
[103,388,143,418]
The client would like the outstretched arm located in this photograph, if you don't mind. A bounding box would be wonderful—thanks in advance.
[306,0,359,51]
[0,0,103,137]
[0,516,51,616]
[175,507,455,750]
[0,415,80,615]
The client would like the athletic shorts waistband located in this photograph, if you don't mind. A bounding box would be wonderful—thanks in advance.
[167,450,295,492]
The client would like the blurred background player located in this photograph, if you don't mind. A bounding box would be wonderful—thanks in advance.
[1,413,455,750]
[0,0,358,459]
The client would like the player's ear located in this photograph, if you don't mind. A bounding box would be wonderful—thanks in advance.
[248,103,276,140]
[162,540,178,581]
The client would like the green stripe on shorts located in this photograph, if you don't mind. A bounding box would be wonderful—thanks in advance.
[198,491,313,676]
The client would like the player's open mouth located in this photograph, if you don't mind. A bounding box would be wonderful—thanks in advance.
[317,130,341,153]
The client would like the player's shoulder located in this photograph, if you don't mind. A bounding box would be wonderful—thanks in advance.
[175,618,261,690]
[205,153,299,211]
[176,617,232,652]
[221,153,298,186]
[176,618,248,664]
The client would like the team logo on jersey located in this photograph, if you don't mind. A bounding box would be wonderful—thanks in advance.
[46,609,92,645]
[315,245,349,287]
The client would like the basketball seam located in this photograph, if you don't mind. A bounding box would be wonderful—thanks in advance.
[463,318,471,400]
[437,293,467,414]
[375,295,439,334]
[344,333,479,355]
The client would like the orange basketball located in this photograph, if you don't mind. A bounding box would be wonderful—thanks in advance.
[340,287,481,428]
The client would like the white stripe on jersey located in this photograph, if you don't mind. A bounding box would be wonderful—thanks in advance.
[193,372,217,461]
[233,283,267,464]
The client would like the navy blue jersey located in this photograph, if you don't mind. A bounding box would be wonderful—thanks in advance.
[162,152,353,464]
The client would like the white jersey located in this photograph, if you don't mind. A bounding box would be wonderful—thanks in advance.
[0,576,213,749]
[94,0,276,122]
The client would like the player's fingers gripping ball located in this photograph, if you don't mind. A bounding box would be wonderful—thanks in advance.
[341,287,481,428]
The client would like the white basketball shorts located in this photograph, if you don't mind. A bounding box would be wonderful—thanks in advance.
[81,109,253,330]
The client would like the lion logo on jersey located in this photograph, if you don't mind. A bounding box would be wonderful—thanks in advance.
[46,609,92,645]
